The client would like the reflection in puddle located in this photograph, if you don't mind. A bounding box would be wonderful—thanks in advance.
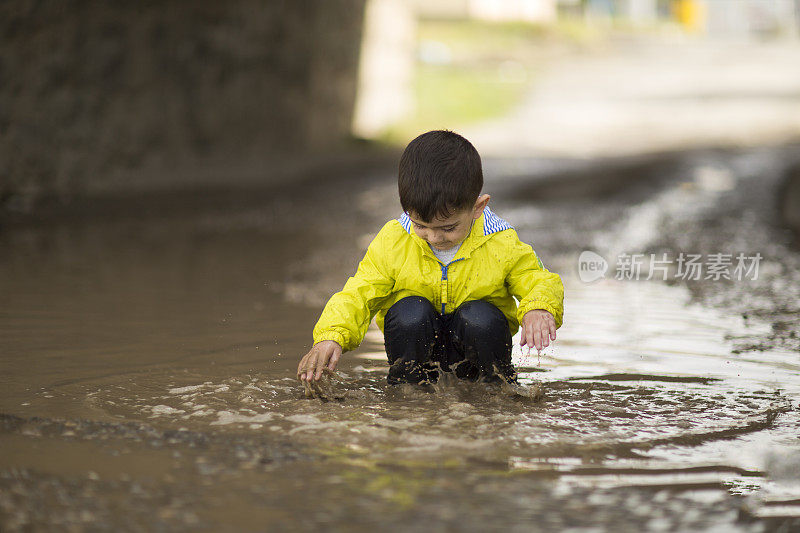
[72,276,799,528]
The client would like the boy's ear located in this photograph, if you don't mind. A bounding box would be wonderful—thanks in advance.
[472,194,490,219]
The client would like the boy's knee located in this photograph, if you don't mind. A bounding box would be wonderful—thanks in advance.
[454,300,507,332]
[385,296,436,331]
[452,301,512,375]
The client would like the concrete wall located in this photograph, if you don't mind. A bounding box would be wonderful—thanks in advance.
[1,0,366,205]
[351,0,415,138]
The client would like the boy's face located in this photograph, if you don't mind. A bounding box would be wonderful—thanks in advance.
[408,194,490,251]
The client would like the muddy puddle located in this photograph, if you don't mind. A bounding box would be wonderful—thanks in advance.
[2,146,799,531]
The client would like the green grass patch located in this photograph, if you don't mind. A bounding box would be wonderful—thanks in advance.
[411,63,528,130]
[378,18,600,145]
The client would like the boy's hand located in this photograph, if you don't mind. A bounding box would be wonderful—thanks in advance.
[520,310,557,353]
[297,340,342,382]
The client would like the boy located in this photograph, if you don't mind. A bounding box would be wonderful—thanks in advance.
[297,130,563,385]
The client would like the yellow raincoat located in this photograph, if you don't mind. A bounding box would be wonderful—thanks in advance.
[313,208,564,352]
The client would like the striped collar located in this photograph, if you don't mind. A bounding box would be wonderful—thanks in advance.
[482,207,513,234]
[398,207,512,236]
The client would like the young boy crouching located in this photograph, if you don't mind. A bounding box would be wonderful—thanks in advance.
[297,130,564,386]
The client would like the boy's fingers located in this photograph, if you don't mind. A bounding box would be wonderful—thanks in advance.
[298,351,316,381]
[299,363,311,381]
[541,325,550,348]
[314,353,328,380]
[303,353,318,381]
[327,351,341,371]
[533,327,542,352]
[549,321,557,341]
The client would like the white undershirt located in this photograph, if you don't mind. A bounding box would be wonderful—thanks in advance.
[430,243,461,265]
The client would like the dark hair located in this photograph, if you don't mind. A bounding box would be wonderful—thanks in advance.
[398,130,483,222]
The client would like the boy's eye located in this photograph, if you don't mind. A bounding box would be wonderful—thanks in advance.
[412,222,456,232]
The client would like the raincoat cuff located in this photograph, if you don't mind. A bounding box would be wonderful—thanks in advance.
[518,301,563,328]
[313,331,347,349]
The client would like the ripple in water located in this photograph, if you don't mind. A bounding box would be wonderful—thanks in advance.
[87,368,791,467]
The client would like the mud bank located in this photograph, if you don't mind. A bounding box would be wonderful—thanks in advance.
[0,145,398,226]
[780,162,800,244]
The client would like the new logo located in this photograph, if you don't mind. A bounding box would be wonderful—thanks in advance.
[578,251,608,283]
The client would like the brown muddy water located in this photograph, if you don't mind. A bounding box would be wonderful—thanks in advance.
[2,146,800,531]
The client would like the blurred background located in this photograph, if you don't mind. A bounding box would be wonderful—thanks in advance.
[355,0,800,151]
[2,0,800,210]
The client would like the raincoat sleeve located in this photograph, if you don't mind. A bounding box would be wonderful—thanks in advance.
[505,233,564,328]
[312,223,396,352]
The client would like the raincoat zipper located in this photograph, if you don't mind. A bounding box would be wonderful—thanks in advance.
[439,258,464,314]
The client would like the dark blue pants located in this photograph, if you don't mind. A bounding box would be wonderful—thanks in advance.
[383,296,516,385]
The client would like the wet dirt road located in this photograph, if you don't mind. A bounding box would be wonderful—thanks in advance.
[1,145,799,531]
